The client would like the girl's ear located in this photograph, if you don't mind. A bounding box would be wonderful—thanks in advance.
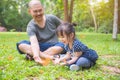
[70,33,74,39]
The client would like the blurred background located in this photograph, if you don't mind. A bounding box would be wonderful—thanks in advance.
[0,0,119,34]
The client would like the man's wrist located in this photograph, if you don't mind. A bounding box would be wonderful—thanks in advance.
[33,56,39,59]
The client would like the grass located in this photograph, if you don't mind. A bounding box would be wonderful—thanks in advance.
[0,32,120,80]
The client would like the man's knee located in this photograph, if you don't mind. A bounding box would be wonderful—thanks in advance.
[45,46,63,55]
[16,40,31,54]
[52,46,63,53]
[18,44,24,50]
[16,43,25,54]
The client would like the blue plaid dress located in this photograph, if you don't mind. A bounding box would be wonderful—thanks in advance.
[65,38,98,64]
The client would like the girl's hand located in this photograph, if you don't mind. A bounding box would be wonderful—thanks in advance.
[60,62,67,66]
[52,58,60,64]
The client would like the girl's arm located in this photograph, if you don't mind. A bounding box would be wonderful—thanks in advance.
[67,51,82,65]
[53,52,71,64]
[59,52,71,62]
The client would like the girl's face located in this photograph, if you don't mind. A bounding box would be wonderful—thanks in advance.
[58,32,68,45]
[58,32,74,45]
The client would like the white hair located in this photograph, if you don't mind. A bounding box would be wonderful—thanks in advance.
[28,0,42,8]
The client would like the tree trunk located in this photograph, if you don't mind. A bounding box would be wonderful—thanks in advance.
[69,0,74,23]
[89,0,97,32]
[63,0,74,23]
[63,0,69,22]
[118,0,120,33]
[112,0,118,40]
[90,6,97,32]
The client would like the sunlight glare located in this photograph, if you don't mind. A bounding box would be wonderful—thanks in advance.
[97,0,109,3]
[90,0,109,6]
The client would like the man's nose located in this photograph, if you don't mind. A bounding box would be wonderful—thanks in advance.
[37,12,40,15]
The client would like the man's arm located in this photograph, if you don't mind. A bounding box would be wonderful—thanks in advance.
[30,35,40,57]
[30,35,43,63]
[30,35,54,62]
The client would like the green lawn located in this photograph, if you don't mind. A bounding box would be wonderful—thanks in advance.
[0,32,120,80]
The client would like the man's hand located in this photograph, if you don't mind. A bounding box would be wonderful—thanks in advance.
[33,56,43,64]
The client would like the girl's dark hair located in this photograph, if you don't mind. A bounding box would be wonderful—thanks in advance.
[56,22,77,37]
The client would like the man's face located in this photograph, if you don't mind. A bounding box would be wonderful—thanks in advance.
[29,4,44,21]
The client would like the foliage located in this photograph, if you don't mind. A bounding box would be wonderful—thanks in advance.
[0,0,31,31]
[94,0,113,33]
[82,27,95,32]
[0,32,120,80]
[43,0,64,19]
[0,0,116,33]
[9,29,16,32]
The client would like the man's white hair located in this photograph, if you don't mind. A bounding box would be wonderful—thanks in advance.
[28,0,42,8]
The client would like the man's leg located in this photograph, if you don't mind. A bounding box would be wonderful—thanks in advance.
[43,46,64,55]
[17,41,65,60]
[16,40,35,60]
[18,44,33,55]
[16,40,33,55]
[43,42,66,55]
[16,41,57,59]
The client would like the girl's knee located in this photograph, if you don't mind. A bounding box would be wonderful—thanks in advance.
[76,57,91,67]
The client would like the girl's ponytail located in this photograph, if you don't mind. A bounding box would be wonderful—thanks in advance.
[71,23,77,27]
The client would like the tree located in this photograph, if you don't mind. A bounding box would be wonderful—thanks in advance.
[118,0,120,33]
[63,0,69,22]
[112,0,118,40]
[0,0,8,27]
[89,0,98,32]
[0,0,31,31]
[63,0,74,23]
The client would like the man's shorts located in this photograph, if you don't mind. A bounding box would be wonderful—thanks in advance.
[16,40,66,54]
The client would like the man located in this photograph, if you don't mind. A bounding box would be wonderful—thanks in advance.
[16,0,65,64]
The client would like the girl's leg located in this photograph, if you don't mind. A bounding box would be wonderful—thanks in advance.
[69,57,93,71]
[75,57,93,68]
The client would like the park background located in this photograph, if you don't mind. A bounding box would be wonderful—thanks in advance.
[0,0,120,80]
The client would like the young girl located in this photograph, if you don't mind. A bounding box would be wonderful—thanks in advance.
[53,23,98,71]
